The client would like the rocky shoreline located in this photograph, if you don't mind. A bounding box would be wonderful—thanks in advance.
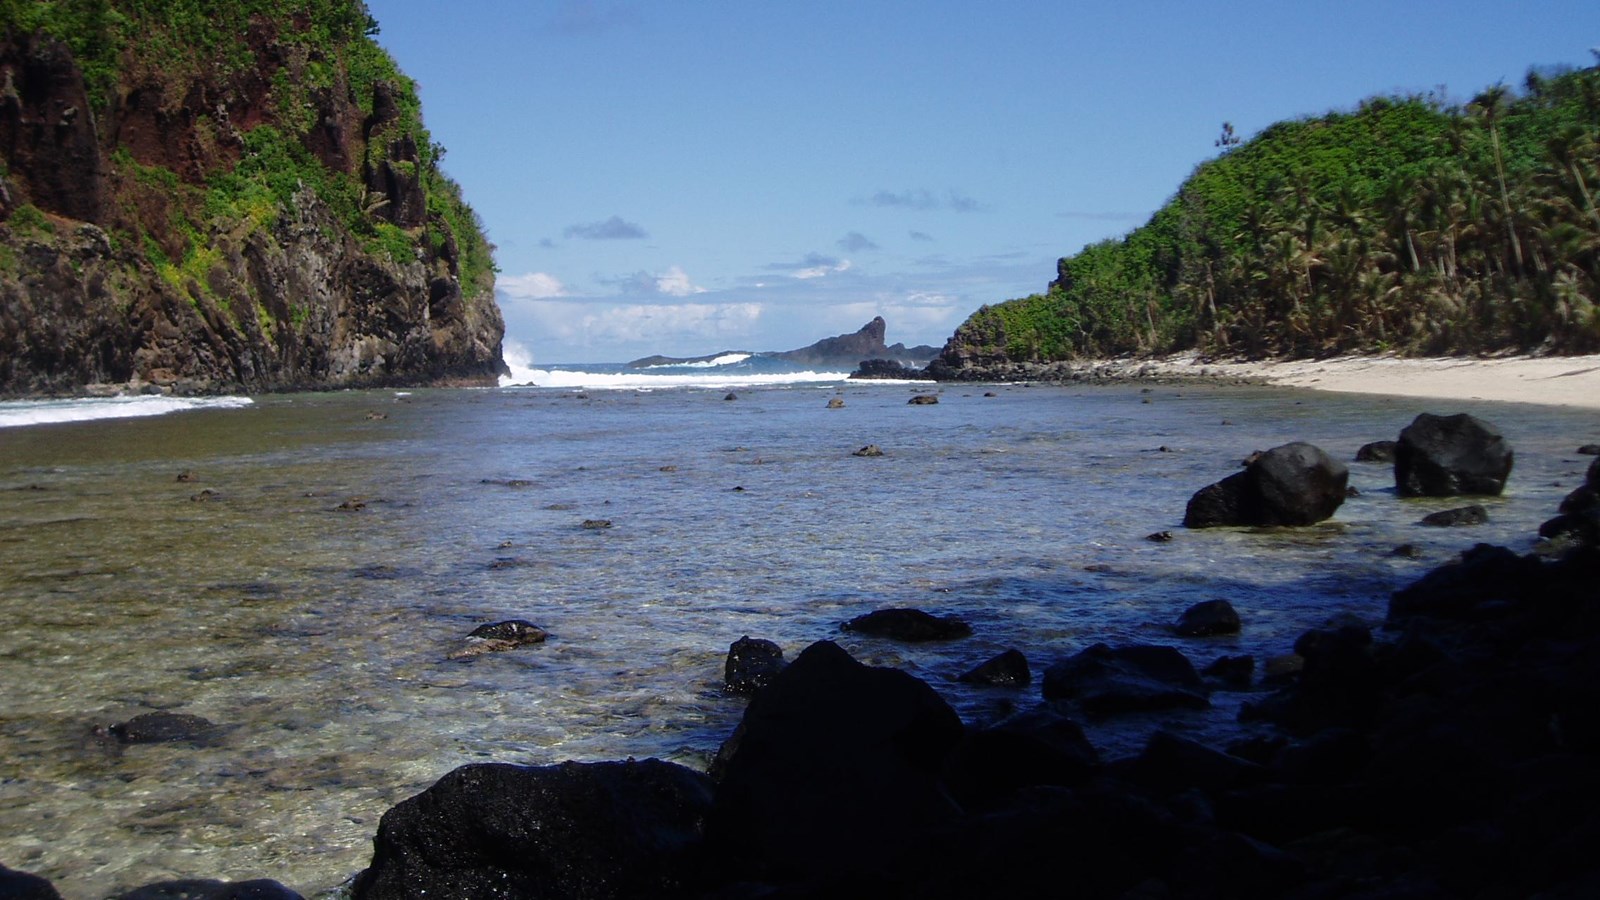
[6,421,1600,899]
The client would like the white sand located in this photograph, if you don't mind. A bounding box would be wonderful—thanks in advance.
[1146,353,1600,410]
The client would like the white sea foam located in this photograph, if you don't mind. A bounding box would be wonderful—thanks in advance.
[500,367,849,391]
[0,395,254,429]
[644,353,753,369]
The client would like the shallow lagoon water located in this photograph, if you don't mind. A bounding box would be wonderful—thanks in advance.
[0,380,1594,897]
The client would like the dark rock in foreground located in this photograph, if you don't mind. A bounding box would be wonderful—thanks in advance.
[957,648,1031,686]
[1184,442,1348,528]
[1175,599,1242,636]
[704,640,964,884]
[1395,412,1514,496]
[723,636,785,695]
[943,703,1099,810]
[115,879,303,900]
[1041,643,1209,716]
[841,608,972,641]
[352,760,713,900]
[0,863,62,899]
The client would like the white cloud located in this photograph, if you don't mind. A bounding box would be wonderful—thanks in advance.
[519,300,761,348]
[792,259,852,280]
[654,265,707,297]
[498,272,568,300]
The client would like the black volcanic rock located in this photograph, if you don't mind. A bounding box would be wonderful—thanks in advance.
[704,640,964,883]
[1395,412,1513,497]
[851,358,934,380]
[1041,643,1210,716]
[1354,440,1397,462]
[1184,442,1348,528]
[724,636,785,695]
[841,608,972,641]
[115,880,303,900]
[0,863,61,899]
[352,760,713,900]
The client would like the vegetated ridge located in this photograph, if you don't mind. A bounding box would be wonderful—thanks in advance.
[934,61,1600,378]
[0,0,505,395]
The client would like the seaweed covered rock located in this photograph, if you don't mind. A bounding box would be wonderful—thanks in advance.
[1184,442,1348,528]
[352,760,713,900]
[1395,413,1514,497]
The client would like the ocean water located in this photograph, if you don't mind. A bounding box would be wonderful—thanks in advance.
[0,373,1595,897]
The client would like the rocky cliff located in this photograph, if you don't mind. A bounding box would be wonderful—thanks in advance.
[770,316,939,368]
[0,1,504,396]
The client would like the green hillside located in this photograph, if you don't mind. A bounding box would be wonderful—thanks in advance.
[0,0,503,393]
[940,62,1600,370]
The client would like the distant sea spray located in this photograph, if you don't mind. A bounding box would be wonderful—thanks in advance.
[0,395,253,429]
[499,343,853,391]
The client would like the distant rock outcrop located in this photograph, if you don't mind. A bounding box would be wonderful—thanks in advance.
[626,317,939,371]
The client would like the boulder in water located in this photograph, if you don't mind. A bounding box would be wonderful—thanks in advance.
[1394,412,1513,497]
[1041,643,1209,716]
[841,608,972,641]
[1175,599,1242,636]
[724,636,785,695]
[1420,505,1489,527]
[1184,442,1348,528]
[957,648,1031,686]
[1354,440,1397,462]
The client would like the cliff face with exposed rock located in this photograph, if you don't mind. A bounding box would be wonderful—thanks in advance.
[0,1,504,395]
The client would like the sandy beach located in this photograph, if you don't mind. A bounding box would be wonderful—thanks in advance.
[1144,353,1600,410]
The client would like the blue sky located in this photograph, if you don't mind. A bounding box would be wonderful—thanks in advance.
[367,0,1599,363]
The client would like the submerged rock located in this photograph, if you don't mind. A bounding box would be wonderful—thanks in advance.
[851,444,884,457]
[1395,412,1513,497]
[724,636,785,695]
[1041,643,1209,716]
[908,393,940,405]
[957,648,1031,686]
[352,760,713,900]
[108,712,223,745]
[448,620,549,660]
[1420,504,1489,527]
[1184,442,1348,528]
[826,396,845,409]
[1175,599,1242,636]
[114,879,303,900]
[841,608,972,641]
[1354,440,1397,462]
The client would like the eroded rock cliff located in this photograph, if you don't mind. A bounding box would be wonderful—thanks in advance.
[0,2,504,395]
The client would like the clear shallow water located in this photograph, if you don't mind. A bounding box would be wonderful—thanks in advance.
[0,380,1595,897]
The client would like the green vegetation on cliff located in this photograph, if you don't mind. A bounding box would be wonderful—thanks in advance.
[944,62,1600,369]
[0,0,503,393]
